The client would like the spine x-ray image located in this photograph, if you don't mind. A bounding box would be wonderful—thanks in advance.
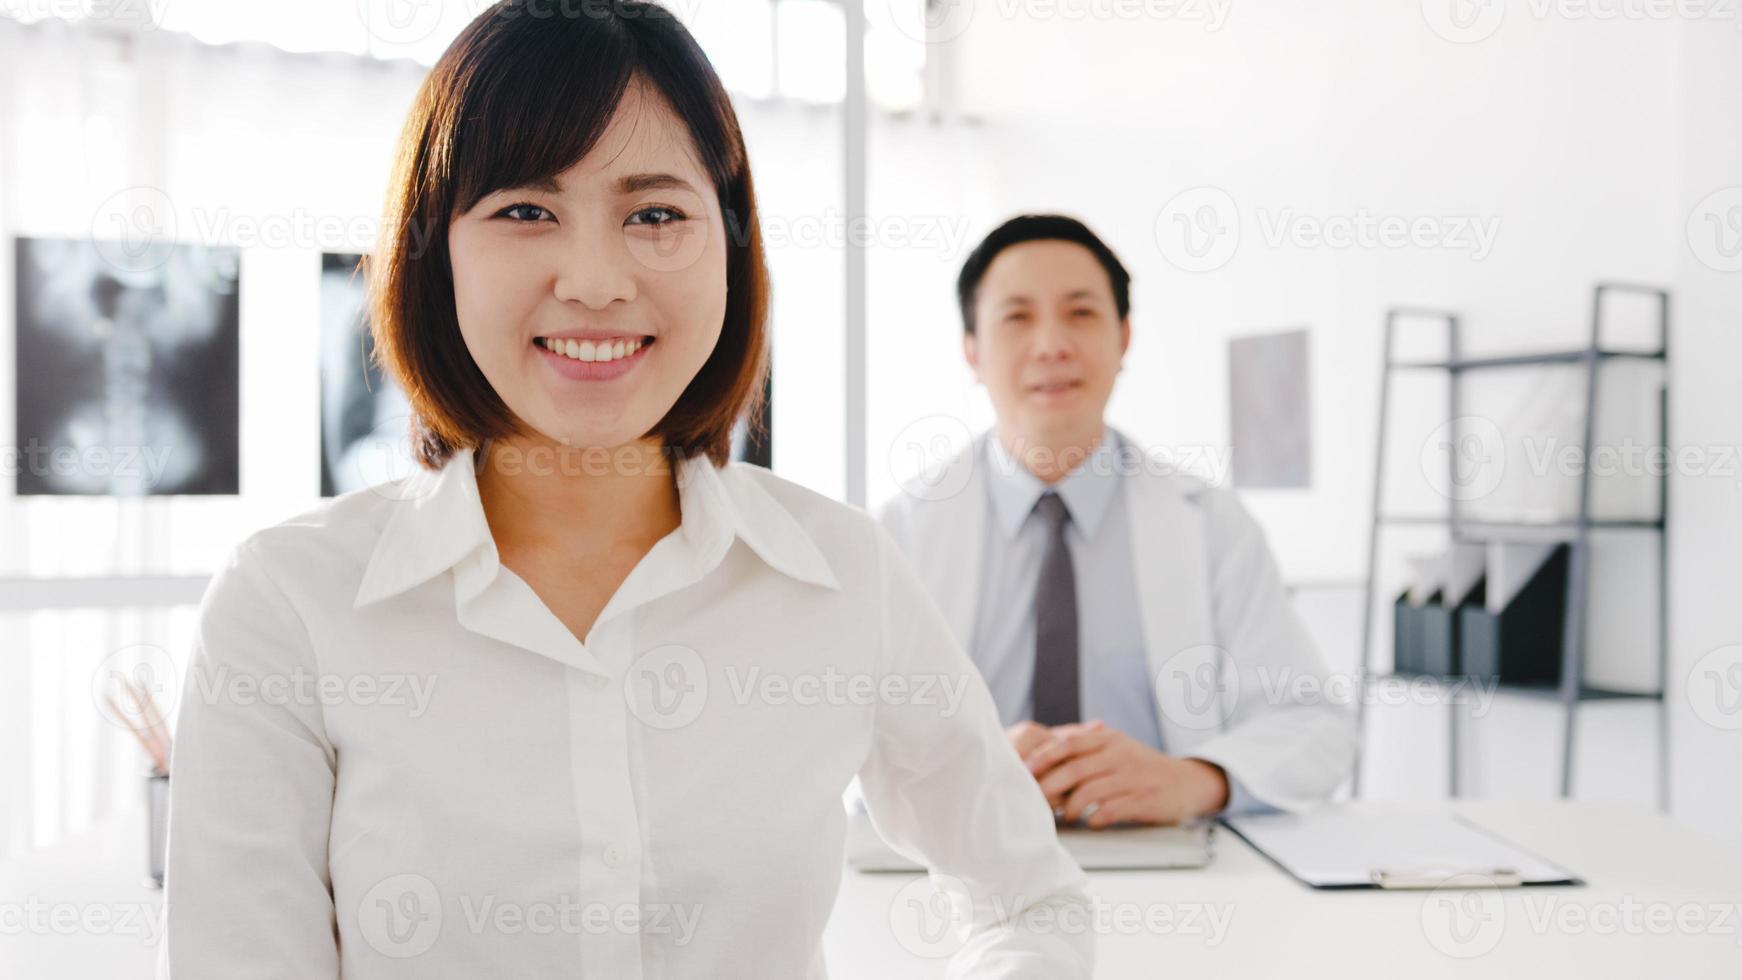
[14,237,240,496]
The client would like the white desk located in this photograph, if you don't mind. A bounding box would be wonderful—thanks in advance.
[5,800,1740,977]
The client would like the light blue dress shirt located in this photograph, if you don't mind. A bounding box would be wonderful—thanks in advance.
[969,427,1272,815]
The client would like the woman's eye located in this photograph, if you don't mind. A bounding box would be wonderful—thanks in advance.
[496,203,553,223]
[627,205,686,227]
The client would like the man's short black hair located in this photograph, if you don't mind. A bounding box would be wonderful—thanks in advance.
[955,214,1132,335]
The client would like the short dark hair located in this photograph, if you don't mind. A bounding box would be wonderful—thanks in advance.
[368,0,768,471]
[955,214,1131,334]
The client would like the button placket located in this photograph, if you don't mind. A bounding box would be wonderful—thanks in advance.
[567,621,645,980]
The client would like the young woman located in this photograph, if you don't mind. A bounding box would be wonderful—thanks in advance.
[159,3,1092,977]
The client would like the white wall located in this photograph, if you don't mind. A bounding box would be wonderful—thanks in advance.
[873,0,1683,580]
[1669,15,1742,845]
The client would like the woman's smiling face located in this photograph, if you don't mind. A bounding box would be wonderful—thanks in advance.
[446,79,728,453]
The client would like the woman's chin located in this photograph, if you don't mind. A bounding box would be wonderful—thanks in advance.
[514,421,666,460]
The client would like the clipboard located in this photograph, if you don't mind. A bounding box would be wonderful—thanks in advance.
[1222,806,1582,890]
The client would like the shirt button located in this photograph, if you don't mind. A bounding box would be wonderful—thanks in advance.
[603,843,626,868]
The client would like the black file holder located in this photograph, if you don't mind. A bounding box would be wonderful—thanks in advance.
[1457,545,1569,688]
[1393,590,1458,679]
[1392,591,1423,676]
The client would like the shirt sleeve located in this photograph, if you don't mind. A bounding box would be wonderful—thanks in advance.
[1211,767,1283,816]
[159,537,341,979]
[1181,490,1357,813]
[856,522,1096,978]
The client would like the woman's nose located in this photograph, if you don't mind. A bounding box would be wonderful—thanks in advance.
[551,228,638,309]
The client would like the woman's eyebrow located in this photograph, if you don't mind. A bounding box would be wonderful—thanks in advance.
[617,172,697,195]
[494,172,697,196]
[507,176,564,194]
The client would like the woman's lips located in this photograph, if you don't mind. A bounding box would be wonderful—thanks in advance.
[533,335,654,382]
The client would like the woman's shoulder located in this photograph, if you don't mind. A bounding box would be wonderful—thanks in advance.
[220,481,403,596]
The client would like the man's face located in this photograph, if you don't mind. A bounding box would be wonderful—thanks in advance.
[964,239,1130,452]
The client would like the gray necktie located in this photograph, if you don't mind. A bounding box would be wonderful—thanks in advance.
[1031,492,1080,726]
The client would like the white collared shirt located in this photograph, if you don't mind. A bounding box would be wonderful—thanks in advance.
[159,444,1093,979]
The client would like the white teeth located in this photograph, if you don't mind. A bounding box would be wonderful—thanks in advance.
[540,336,648,363]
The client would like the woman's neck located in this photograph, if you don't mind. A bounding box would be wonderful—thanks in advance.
[475,433,683,563]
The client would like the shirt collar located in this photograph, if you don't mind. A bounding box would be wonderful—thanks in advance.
[353,443,839,610]
[983,426,1123,543]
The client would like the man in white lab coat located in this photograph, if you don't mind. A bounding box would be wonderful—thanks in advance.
[877,215,1355,826]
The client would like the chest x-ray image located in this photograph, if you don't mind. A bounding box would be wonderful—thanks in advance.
[13,237,240,495]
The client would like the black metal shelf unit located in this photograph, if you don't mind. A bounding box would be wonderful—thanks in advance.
[1354,283,1670,809]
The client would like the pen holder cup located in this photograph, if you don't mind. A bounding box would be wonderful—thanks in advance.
[147,772,169,889]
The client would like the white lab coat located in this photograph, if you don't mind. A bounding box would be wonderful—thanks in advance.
[876,428,1356,813]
